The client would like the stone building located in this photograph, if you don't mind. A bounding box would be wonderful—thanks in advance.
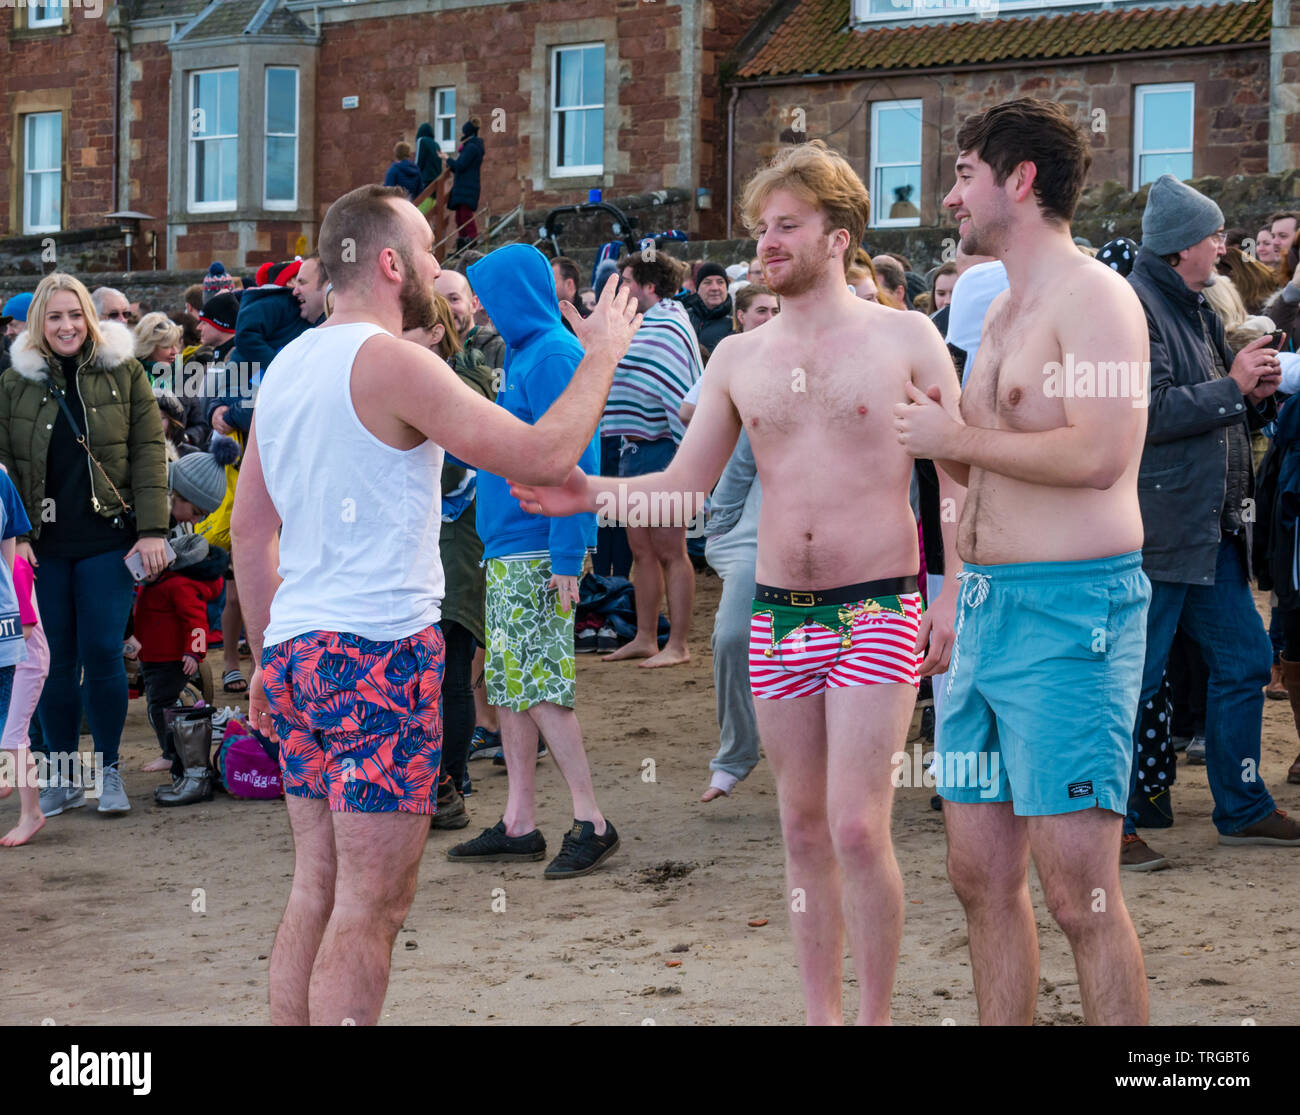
[3,0,1298,273]
[2,0,769,270]
[727,0,1299,236]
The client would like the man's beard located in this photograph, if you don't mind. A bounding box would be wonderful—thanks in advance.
[398,250,436,332]
[960,210,1008,259]
[764,242,828,298]
[453,309,472,336]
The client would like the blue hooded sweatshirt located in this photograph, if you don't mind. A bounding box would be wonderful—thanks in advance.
[469,244,598,575]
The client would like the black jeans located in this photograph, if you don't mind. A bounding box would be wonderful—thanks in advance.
[592,436,632,578]
[141,660,190,758]
[1167,626,1208,738]
[439,620,477,791]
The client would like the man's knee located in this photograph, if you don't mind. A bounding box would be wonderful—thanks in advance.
[828,813,891,867]
[947,844,1025,910]
[1040,875,1108,941]
[781,803,833,859]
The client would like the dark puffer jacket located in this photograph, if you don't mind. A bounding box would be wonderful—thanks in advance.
[0,319,168,540]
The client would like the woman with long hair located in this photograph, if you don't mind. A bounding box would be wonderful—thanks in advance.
[0,271,168,817]
[1264,228,1300,349]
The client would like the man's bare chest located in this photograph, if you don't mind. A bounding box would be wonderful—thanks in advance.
[730,352,905,437]
[960,306,1065,432]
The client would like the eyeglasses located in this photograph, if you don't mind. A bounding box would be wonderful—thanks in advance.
[1210,231,1228,245]
[105,310,128,321]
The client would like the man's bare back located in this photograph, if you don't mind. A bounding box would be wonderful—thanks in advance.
[714,298,949,588]
[957,256,1148,565]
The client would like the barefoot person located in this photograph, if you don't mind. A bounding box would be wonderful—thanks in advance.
[231,184,640,1026]
[599,251,704,667]
[513,141,963,1024]
[895,99,1153,1025]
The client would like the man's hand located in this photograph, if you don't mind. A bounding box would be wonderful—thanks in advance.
[510,466,594,519]
[125,536,170,579]
[16,540,36,570]
[1229,335,1280,397]
[247,665,280,743]
[916,587,957,676]
[561,273,643,362]
[181,654,199,676]
[123,635,141,661]
[548,574,580,613]
[211,406,233,435]
[894,381,961,460]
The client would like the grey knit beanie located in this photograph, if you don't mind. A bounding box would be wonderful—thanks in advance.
[1141,174,1224,256]
[169,452,226,515]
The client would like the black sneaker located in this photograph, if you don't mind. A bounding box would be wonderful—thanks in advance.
[543,818,620,879]
[446,820,547,862]
[575,627,597,654]
[596,625,619,652]
[493,736,549,766]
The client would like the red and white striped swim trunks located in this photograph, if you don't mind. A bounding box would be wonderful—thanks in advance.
[748,592,924,700]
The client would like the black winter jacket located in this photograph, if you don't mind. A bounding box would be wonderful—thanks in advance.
[1128,246,1276,584]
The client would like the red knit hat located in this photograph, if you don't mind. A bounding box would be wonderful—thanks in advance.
[255,259,302,287]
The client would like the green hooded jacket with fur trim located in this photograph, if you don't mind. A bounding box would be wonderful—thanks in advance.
[0,319,169,542]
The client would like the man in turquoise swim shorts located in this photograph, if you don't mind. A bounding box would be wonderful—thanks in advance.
[896,100,1153,1025]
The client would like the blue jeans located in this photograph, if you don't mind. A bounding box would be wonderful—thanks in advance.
[1125,539,1275,835]
[33,546,136,769]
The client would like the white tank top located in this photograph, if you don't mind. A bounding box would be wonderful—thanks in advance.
[256,322,445,645]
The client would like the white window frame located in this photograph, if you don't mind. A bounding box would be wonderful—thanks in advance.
[870,99,923,229]
[28,0,63,28]
[853,0,1144,23]
[23,112,61,235]
[1133,82,1195,190]
[549,43,604,178]
[434,87,457,155]
[264,66,299,210]
[188,67,239,214]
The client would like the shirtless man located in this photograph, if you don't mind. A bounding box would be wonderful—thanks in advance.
[894,99,1152,1025]
[231,184,640,1025]
[513,141,964,1025]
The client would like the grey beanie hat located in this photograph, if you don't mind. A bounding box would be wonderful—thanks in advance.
[169,531,211,571]
[1141,174,1224,256]
[169,452,226,515]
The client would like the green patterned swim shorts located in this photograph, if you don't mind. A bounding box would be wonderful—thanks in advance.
[484,557,577,711]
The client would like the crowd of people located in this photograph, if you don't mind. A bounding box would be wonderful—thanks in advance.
[0,94,1298,1026]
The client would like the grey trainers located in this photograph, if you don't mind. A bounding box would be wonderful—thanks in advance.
[39,771,86,818]
[1185,735,1207,765]
[97,764,131,814]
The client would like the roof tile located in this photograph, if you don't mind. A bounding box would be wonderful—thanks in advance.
[737,0,1271,78]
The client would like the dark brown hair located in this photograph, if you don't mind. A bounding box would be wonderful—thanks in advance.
[955,98,1092,223]
[930,261,958,295]
[318,184,411,294]
[617,251,684,299]
[552,256,582,292]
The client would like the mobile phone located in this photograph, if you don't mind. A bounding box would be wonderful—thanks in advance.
[1267,330,1287,350]
[125,539,176,582]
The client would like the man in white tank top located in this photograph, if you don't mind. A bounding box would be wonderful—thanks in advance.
[231,184,641,1026]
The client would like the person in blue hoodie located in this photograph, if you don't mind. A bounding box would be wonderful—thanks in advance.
[384,140,424,203]
[445,243,620,879]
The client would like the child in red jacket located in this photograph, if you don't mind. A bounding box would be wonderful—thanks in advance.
[133,533,226,770]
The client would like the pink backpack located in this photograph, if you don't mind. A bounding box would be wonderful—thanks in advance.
[217,719,283,800]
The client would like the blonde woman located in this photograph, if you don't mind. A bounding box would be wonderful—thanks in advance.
[0,272,168,817]
[132,312,183,381]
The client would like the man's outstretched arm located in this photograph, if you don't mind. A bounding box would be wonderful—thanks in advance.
[387,274,642,486]
[511,335,745,522]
